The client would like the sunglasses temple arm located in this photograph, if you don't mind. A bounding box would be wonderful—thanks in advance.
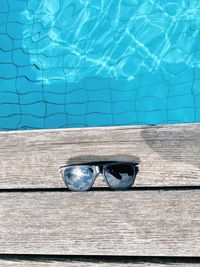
[135,165,139,175]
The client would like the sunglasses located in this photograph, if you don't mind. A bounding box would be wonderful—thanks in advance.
[59,161,139,191]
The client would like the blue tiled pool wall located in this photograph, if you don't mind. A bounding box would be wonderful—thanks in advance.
[0,0,200,130]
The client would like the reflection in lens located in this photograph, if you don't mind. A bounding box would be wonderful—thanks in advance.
[104,164,135,189]
[64,166,94,191]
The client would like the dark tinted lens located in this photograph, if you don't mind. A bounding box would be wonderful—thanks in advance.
[104,163,135,189]
[64,166,94,191]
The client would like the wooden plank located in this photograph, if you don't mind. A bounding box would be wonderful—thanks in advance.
[0,123,200,189]
[0,257,199,267]
[0,190,200,256]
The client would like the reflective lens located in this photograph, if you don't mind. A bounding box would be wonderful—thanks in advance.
[104,163,135,189]
[63,166,94,191]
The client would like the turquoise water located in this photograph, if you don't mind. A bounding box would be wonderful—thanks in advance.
[0,0,200,130]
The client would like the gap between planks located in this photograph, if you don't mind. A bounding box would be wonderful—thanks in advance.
[0,255,199,266]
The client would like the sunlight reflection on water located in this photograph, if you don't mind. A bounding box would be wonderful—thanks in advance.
[22,0,200,83]
[0,0,200,130]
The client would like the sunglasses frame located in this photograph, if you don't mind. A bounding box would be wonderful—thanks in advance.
[59,161,139,191]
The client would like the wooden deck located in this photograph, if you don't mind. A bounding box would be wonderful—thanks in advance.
[0,123,200,266]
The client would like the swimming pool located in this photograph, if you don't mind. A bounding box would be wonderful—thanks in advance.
[0,0,200,130]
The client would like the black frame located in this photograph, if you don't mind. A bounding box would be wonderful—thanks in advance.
[59,161,139,191]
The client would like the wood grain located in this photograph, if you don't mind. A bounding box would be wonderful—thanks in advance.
[0,123,200,189]
[0,190,200,256]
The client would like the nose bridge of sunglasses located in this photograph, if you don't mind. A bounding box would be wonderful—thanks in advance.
[94,165,101,174]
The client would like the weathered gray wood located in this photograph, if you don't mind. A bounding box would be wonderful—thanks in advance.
[0,123,200,189]
[0,257,198,266]
[0,190,200,256]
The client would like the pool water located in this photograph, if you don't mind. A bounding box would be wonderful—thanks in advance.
[0,0,200,130]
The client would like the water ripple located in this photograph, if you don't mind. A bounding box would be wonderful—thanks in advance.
[22,0,200,83]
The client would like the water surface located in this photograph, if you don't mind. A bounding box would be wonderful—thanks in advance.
[0,0,200,130]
